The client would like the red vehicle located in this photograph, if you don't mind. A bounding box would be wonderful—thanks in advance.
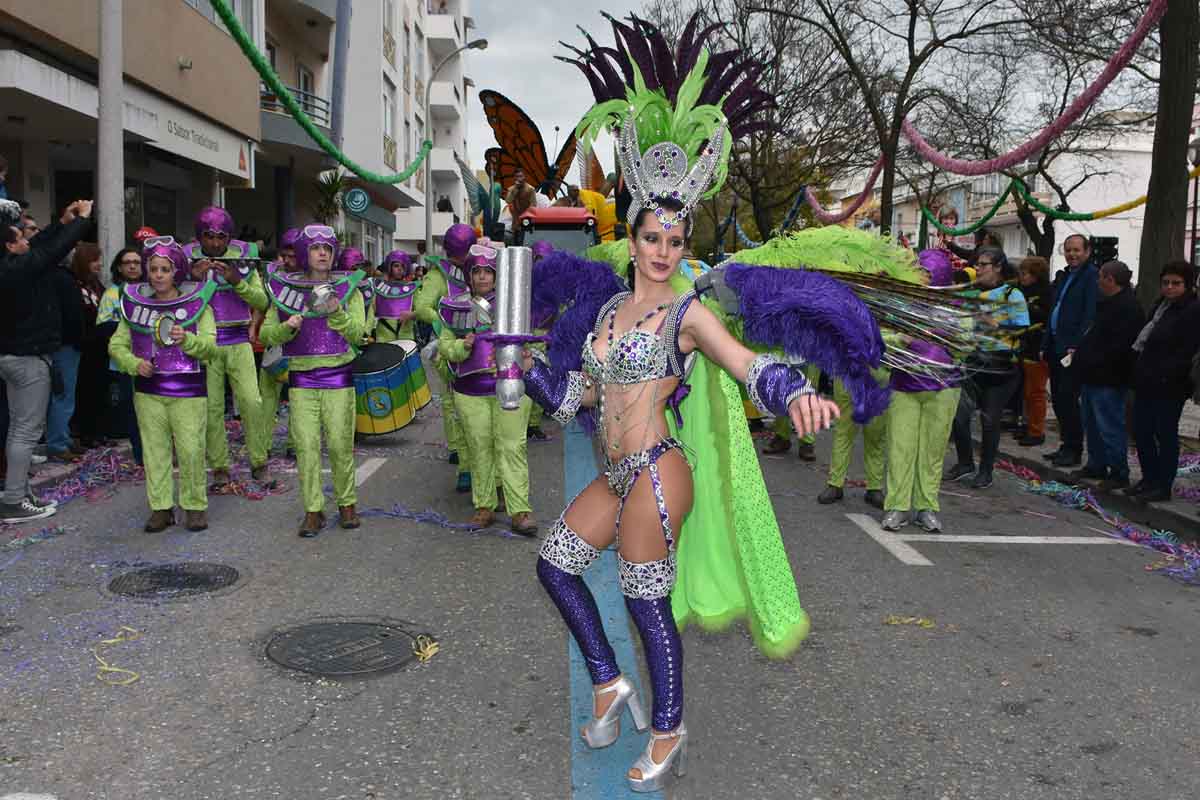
[515,207,598,255]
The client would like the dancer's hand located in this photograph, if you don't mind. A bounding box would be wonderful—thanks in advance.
[192,260,214,280]
[788,393,839,438]
[169,324,186,344]
[519,348,534,372]
[136,360,154,378]
[463,333,476,351]
[284,314,303,331]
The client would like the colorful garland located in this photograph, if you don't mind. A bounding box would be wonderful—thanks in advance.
[997,459,1199,586]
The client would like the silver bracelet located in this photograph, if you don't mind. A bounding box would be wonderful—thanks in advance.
[551,371,586,425]
[745,353,783,415]
[783,384,816,412]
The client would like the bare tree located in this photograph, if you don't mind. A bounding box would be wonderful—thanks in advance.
[747,0,1029,229]
[642,0,875,241]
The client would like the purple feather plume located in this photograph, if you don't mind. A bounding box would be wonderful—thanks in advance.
[722,264,891,423]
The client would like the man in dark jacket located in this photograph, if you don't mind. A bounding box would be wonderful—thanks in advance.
[1071,261,1144,490]
[1042,234,1098,467]
[0,198,92,523]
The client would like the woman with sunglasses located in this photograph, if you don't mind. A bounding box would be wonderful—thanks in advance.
[183,206,271,486]
[108,238,217,532]
[437,243,538,535]
[414,223,476,493]
[260,225,367,537]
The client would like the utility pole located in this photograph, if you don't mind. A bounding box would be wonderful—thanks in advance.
[98,0,125,270]
[329,0,353,150]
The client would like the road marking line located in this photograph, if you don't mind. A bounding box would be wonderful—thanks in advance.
[897,534,1137,546]
[355,458,387,486]
[847,514,934,566]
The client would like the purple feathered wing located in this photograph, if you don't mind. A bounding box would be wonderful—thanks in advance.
[722,264,891,423]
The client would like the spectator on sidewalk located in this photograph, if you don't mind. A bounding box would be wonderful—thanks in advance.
[73,242,110,449]
[0,198,93,523]
[945,247,1029,489]
[1016,256,1052,446]
[1126,261,1200,503]
[1071,261,1143,490]
[1042,234,1098,467]
[46,242,88,462]
[96,247,143,464]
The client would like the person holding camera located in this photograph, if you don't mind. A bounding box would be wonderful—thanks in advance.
[0,198,93,523]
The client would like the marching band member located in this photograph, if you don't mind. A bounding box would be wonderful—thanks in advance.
[437,244,538,535]
[248,227,299,468]
[414,223,476,493]
[184,206,270,485]
[260,225,367,538]
[374,251,419,343]
[109,238,217,533]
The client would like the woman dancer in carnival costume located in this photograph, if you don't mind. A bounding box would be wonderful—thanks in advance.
[518,54,897,790]
[414,223,476,493]
[260,225,367,537]
[438,242,539,535]
[249,227,300,467]
[109,238,217,533]
[184,206,271,485]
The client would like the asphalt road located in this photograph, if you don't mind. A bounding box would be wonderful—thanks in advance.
[2,392,1198,800]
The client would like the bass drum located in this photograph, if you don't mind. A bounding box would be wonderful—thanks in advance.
[351,340,430,435]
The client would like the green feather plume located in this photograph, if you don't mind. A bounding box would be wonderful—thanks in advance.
[576,51,732,199]
[731,227,922,283]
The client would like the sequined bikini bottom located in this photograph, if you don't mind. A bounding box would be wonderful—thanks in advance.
[604,437,687,551]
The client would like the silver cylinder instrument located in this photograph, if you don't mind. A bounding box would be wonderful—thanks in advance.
[494,246,533,410]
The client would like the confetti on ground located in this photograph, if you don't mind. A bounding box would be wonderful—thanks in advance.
[997,460,1199,586]
[92,626,142,686]
[359,503,526,539]
[1,526,76,551]
[883,615,936,628]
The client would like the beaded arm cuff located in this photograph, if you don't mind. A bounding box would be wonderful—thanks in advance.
[745,353,814,417]
[524,361,586,425]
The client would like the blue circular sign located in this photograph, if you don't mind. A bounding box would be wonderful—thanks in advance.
[343,188,370,214]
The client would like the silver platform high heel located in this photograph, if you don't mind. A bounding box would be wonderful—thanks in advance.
[580,674,649,749]
[627,724,687,793]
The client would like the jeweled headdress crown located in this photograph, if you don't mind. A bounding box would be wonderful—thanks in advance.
[577,50,732,232]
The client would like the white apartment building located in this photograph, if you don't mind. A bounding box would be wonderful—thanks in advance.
[391,0,474,254]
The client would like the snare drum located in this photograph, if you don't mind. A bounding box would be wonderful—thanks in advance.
[352,341,428,435]
[262,346,289,384]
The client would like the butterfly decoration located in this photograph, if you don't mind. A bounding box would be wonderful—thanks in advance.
[455,153,502,232]
[480,90,577,196]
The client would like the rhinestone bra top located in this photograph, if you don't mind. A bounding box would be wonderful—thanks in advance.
[582,292,694,385]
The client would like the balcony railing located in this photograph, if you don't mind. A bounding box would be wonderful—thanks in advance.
[383,29,397,66]
[261,83,331,127]
[415,78,425,106]
[384,135,397,169]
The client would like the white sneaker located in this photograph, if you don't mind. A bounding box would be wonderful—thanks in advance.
[30,453,47,464]
[0,498,57,524]
[27,493,57,510]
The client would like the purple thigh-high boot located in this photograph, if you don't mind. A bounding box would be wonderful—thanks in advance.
[536,516,620,685]
[620,553,683,731]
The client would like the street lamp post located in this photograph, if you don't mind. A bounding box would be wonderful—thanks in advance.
[1188,137,1200,267]
[424,37,488,257]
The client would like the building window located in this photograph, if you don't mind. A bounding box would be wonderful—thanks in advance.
[266,39,277,71]
[405,121,412,172]
[415,30,425,81]
[383,78,396,137]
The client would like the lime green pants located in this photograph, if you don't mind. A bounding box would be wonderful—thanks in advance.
[248,368,294,465]
[828,378,887,490]
[206,341,263,471]
[290,386,357,512]
[135,393,208,511]
[455,392,532,514]
[884,387,961,512]
[436,359,469,475]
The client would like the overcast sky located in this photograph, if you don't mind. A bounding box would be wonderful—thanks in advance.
[464,1,645,181]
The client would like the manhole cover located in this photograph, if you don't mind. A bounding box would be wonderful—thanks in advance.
[266,622,422,677]
[107,562,240,600]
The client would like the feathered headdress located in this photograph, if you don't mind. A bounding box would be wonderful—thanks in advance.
[577,53,731,231]
[560,12,775,139]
